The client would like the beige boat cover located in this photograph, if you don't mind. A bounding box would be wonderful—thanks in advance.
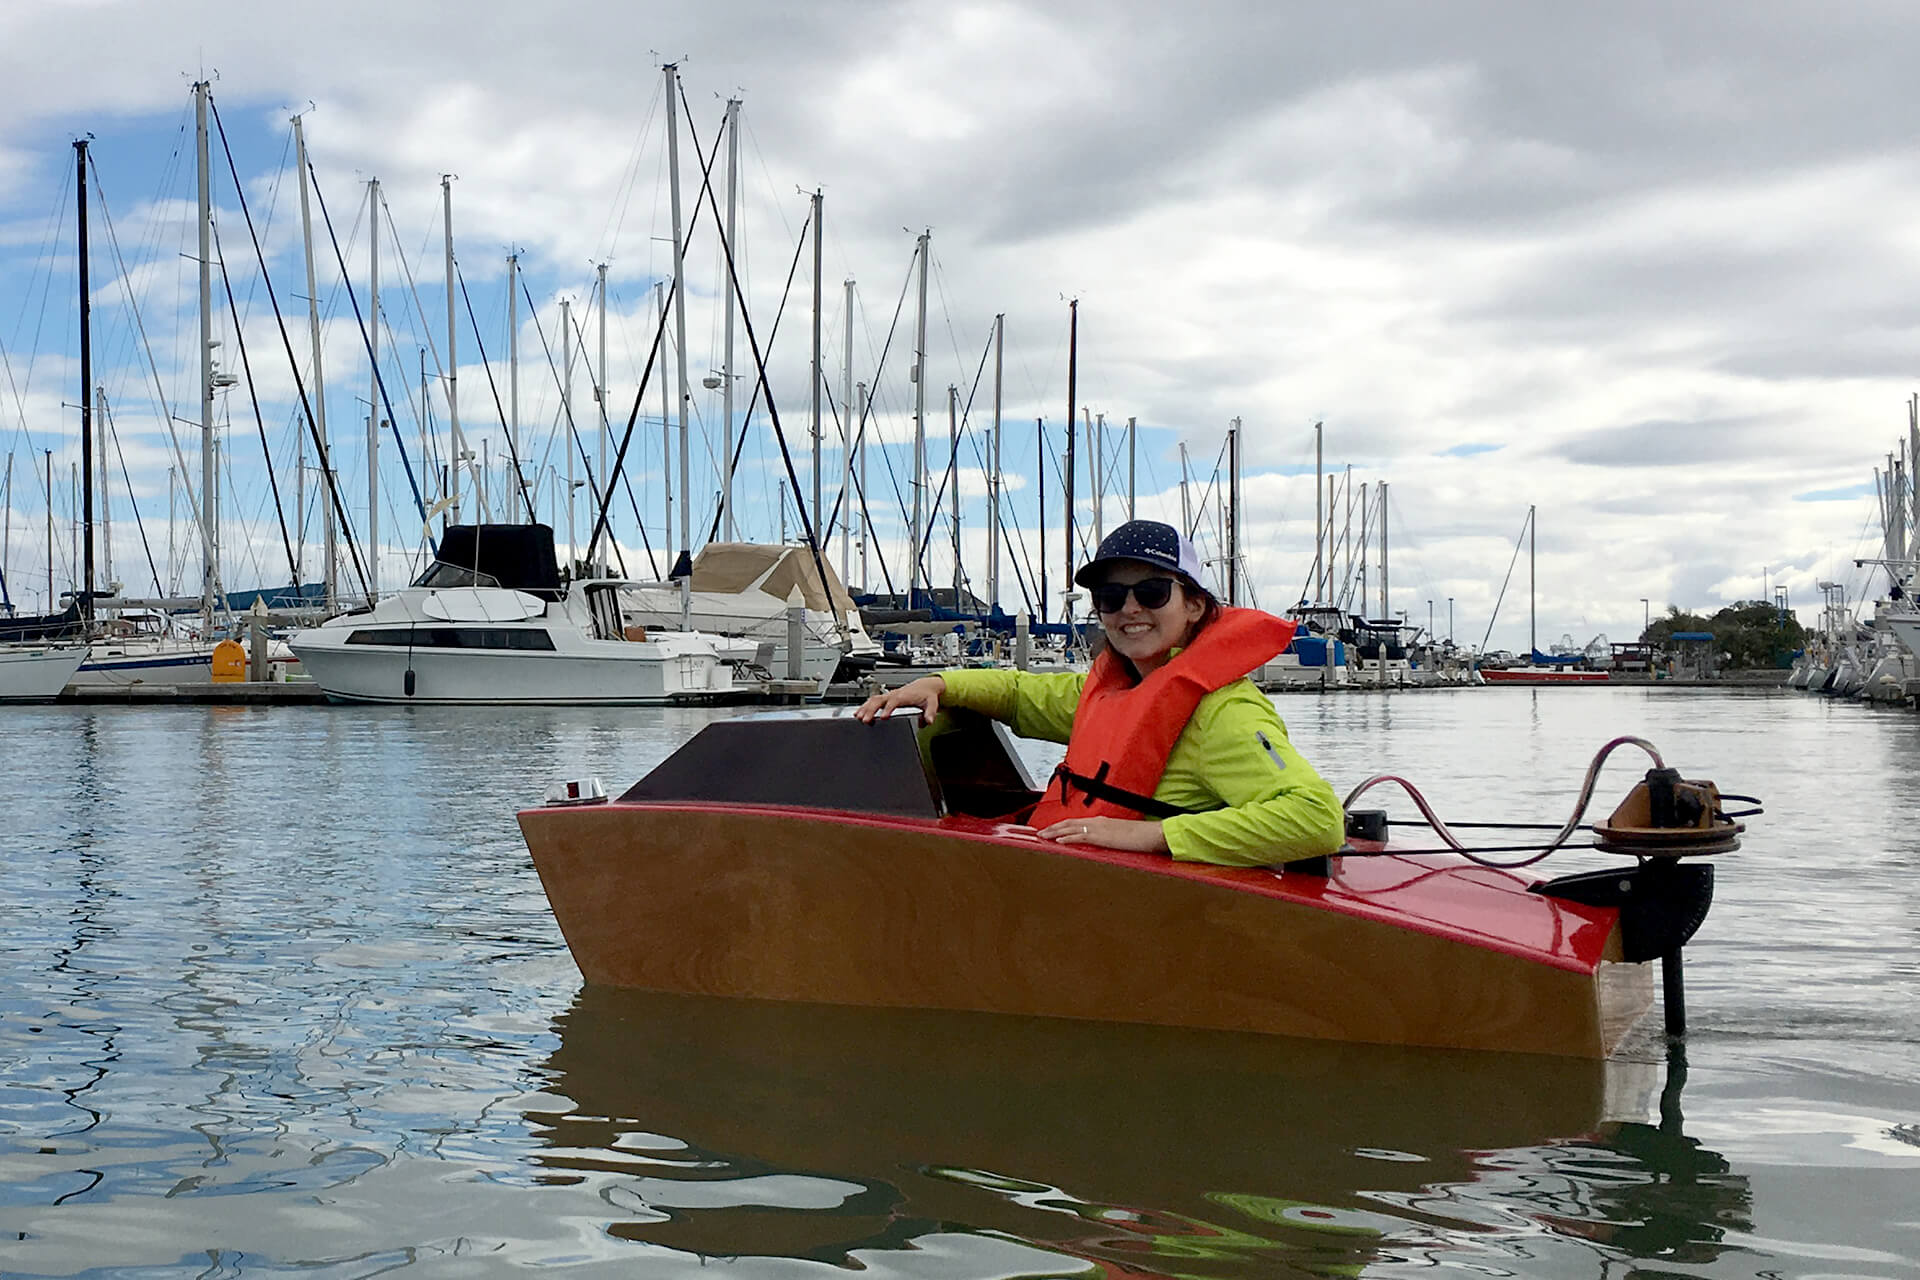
[690,543,858,616]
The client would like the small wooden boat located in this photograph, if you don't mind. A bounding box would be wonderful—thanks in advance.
[519,712,1735,1059]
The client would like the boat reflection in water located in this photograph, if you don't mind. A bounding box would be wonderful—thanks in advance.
[529,987,1751,1276]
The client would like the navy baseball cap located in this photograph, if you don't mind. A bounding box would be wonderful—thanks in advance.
[1074,520,1208,590]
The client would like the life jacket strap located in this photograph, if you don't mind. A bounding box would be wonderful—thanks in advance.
[1048,761,1196,821]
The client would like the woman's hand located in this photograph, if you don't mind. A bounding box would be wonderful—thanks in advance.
[852,675,947,723]
[1035,815,1170,854]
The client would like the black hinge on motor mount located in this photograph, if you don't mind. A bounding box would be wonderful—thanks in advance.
[1529,860,1715,962]
[1283,809,1387,877]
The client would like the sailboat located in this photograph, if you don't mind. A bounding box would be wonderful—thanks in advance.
[0,138,101,699]
[1480,504,1609,685]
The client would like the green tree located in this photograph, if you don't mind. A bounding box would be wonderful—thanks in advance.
[1642,601,1805,669]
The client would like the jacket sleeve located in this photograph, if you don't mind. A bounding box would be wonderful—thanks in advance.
[1161,691,1345,867]
[937,668,1082,745]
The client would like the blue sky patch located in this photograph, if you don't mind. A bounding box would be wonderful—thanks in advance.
[1437,442,1501,457]
[1792,481,1874,502]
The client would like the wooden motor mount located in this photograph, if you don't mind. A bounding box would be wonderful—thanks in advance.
[1591,767,1744,858]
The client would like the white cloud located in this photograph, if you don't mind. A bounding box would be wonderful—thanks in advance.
[0,1,1906,644]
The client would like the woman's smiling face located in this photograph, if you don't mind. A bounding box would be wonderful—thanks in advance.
[1094,560,1208,674]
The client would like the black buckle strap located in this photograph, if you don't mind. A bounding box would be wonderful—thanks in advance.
[1050,761,1195,821]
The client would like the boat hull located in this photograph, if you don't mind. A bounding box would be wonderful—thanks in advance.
[0,645,88,700]
[294,638,730,705]
[1481,667,1610,684]
[519,801,1650,1058]
[70,645,215,687]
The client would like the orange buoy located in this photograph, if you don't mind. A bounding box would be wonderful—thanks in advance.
[211,638,246,683]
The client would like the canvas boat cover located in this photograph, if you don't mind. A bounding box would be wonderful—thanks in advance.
[690,543,858,617]
[420,525,564,600]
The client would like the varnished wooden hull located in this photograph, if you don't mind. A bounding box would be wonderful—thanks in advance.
[519,801,1653,1058]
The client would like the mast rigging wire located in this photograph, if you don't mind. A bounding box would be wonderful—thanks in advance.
[1479,506,1532,656]
[207,96,378,597]
[453,265,537,524]
[86,149,230,604]
[209,213,298,585]
[305,153,429,529]
[101,394,163,595]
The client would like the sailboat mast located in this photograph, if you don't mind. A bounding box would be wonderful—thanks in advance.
[1909,395,1918,561]
[75,135,95,626]
[1178,442,1192,539]
[596,261,609,571]
[507,252,519,522]
[841,275,855,586]
[193,87,217,625]
[1326,476,1336,604]
[1126,415,1136,522]
[418,350,429,517]
[810,187,824,540]
[910,230,929,603]
[1,452,11,609]
[857,380,870,588]
[1528,502,1536,657]
[663,62,692,599]
[561,297,574,560]
[1343,464,1353,605]
[721,98,741,542]
[949,384,960,602]
[97,388,111,590]
[1227,418,1240,607]
[1089,410,1102,550]
[292,113,335,609]
[1380,480,1389,618]
[1037,417,1047,623]
[366,176,380,600]
[1064,301,1078,617]
[656,282,669,558]
[1313,420,1323,604]
[44,450,52,611]
[989,314,1003,610]
[442,174,463,523]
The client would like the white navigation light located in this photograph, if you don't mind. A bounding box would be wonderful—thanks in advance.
[544,777,609,807]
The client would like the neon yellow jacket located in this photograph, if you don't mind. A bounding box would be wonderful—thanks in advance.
[939,667,1345,867]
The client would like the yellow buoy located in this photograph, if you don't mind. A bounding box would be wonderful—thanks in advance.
[211,638,247,683]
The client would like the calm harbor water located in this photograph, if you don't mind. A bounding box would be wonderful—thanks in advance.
[1,688,1915,1277]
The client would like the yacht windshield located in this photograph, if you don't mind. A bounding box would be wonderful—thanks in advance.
[413,560,503,590]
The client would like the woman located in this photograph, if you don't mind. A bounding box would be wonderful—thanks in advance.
[855,520,1345,867]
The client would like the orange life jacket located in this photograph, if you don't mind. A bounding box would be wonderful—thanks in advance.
[1030,607,1297,827]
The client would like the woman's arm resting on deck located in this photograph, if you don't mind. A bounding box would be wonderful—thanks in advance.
[937,668,1083,744]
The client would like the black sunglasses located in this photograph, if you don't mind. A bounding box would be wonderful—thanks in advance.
[1090,577,1179,613]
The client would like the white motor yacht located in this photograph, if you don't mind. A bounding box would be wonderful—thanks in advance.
[291,525,739,705]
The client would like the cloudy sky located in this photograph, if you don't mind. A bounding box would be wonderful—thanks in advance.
[0,0,1910,651]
